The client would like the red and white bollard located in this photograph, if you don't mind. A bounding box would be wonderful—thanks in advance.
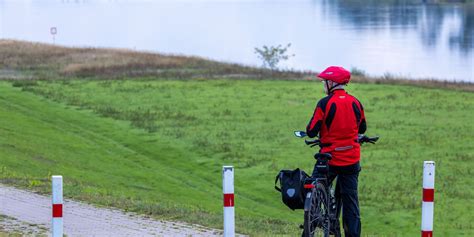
[223,166,235,237]
[421,161,435,237]
[52,175,63,237]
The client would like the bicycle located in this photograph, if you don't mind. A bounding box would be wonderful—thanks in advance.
[294,131,379,237]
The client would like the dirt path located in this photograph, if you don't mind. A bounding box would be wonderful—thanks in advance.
[0,184,222,236]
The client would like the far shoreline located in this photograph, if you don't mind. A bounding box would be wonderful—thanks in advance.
[0,39,473,92]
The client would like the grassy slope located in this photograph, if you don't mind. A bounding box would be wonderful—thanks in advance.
[1,79,473,236]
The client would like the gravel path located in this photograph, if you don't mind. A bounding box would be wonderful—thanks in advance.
[0,184,222,236]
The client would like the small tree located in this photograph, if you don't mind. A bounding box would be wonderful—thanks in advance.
[254,43,294,70]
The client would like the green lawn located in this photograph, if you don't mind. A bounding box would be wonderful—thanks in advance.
[1,79,473,236]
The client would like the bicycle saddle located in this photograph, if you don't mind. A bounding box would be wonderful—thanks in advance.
[314,153,332,160]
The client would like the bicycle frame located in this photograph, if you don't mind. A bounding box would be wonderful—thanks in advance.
[303,159,329,208]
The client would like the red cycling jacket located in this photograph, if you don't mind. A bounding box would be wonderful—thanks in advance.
[306,89,367,166]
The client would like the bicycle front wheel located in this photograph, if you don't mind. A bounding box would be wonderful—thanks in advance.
[303,182,330,237]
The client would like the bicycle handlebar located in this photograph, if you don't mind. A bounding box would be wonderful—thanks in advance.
[357,134,379,144]
[304,139,320,147]
[296,132,379,147]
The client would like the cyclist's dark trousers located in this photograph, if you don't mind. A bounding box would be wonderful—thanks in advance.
[319,162,361,237]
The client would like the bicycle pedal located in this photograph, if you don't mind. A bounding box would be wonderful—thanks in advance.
[299,224,304,229]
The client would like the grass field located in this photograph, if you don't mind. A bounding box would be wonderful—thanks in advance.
[1,78,473,236]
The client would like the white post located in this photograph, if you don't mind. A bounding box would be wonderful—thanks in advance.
[421,161,435,237]
[223,166,235,237]
[52,175,63,237]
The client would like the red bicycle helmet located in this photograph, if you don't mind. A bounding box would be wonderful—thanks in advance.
[317,66,351,84]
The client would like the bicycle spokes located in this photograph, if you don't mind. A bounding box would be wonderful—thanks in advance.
[304,187,330,237]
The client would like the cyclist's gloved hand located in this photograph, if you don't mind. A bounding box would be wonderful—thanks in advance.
[357,134,366,143]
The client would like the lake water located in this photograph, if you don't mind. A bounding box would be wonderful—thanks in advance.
[0,0,473,81]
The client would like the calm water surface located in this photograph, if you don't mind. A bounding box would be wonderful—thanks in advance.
[0,0,473,81]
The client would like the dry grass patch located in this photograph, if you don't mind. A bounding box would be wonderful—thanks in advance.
[0,40,472,92]
[0,40,307,79]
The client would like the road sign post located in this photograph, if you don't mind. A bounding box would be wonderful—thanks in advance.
[50,27,57,44]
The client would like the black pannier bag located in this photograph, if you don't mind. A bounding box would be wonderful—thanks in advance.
[274,168,309,210]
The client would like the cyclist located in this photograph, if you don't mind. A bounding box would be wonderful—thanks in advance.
[306,66,366,237]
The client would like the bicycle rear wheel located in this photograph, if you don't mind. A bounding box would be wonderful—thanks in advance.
[303,182,330,237]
